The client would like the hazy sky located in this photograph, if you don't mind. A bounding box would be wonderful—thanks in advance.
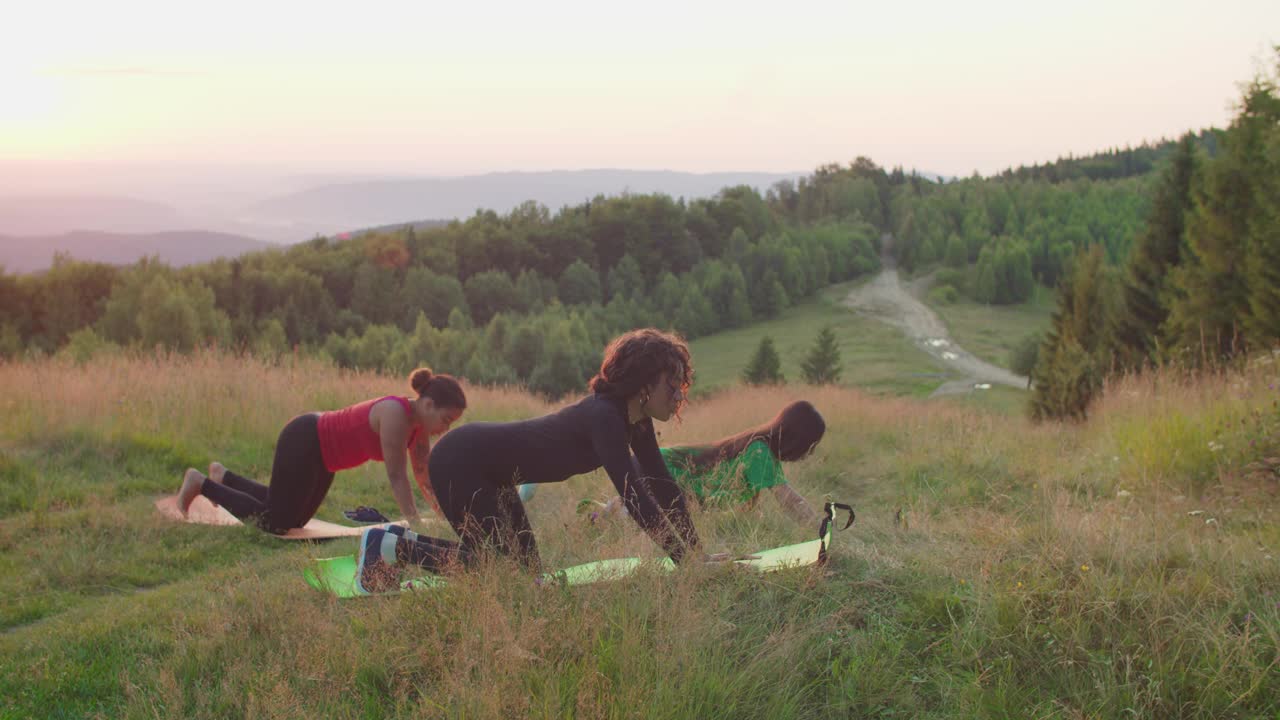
[3,0,1277,178]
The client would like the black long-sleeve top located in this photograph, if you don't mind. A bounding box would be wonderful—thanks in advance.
[429,393,701,562]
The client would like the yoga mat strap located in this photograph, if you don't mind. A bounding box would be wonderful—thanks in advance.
[818,501,855,566]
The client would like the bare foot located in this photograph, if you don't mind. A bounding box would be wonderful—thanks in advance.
[177,468,206,515]
[208,462,226,484]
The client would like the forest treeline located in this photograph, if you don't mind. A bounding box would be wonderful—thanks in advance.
[3,55,1271,401]
[1030,52,1279,420]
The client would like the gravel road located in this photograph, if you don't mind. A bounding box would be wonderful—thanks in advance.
[840,237,1030,396]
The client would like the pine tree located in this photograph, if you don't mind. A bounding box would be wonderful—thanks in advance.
[1031,245,1109,420]
[1030,333,1099,421]
[1165,58,1279,364]
[742,336,785,385]
[1242,58,1280,349]
[1244,151,1280,346]
[1112,135,1199,370]
[801,326,842,384]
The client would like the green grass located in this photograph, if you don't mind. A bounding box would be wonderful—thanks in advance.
[921,281,1055,370]
[935,384,1031,417]
[2,347,1279,718]
[689,283,955,398]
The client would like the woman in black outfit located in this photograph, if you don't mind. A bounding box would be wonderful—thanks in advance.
[357,327,702,593]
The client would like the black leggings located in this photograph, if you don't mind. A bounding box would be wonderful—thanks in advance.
[433,473,537,569]
[201,413,335,534]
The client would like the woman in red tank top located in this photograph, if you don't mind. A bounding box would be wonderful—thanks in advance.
[174,367,466,534]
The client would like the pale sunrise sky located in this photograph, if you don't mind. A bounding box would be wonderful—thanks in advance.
[2,0,1277,178]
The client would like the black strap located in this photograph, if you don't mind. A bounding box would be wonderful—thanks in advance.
[817,501,855,566]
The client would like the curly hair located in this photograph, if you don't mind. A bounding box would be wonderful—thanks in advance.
[589,328,693,416]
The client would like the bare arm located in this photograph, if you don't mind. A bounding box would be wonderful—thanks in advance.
[375,402,422,525]
[409,436,443,517]
[770,484,818,527]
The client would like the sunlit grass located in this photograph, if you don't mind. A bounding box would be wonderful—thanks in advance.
[919,280,1055,370]
[689,289,953,398]
[1,349,1278,717]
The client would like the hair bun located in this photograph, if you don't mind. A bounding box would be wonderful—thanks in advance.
[410,367,434,395]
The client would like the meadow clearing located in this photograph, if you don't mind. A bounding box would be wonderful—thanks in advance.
[1,341,1277,718]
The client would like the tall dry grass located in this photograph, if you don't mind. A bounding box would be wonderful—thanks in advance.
[1,348,1278,717]
[0,348,555,446]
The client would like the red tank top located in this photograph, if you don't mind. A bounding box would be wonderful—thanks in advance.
[316,396,421,472]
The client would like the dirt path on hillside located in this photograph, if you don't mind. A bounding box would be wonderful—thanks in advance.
[841,236,1030,396]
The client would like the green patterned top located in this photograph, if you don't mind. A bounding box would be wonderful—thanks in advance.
[660,439,786,505]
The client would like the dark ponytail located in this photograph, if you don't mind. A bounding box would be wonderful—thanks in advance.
[684,401,826,470]
[409,367,467,409]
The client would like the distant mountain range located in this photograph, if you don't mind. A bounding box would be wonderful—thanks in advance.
[0,230,276,274]
[243,169,806,230]
[0,168,861,273]
[0,195,188,236]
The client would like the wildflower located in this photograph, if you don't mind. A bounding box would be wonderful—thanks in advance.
[1208,441,1223,453]
[1080,564,1090,572]
[1117,489,1132,498]
[1017,581,1023,588]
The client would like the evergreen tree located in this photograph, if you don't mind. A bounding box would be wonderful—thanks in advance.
[1165,60,1279,364]
[1113,135,1200,369]
[742,336,785,385]
[1244,140,1280,346]
[1030,334,1098,421]
[1242,57,1280,349]
[800,326,842,384]
[1030,245,1109,420]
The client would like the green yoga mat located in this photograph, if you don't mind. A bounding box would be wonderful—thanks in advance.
[304,526,836,599]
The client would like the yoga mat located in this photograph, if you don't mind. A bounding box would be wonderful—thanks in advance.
[155,494,407,540]
[304,528,832,598]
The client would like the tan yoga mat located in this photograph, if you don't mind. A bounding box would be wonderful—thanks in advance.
[154,494,407,540]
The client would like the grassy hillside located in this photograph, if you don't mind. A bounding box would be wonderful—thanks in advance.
[2,350,1278,718]
[901,273,1056,371]
[927,287,1055,370]
[690,282,957,398]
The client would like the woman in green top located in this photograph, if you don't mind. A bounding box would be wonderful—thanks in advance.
[578,400,826,527]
